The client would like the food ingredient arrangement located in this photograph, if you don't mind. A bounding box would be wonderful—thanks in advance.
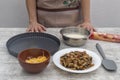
[60,51,94,70]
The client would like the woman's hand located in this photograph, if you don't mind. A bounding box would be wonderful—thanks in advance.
[78,22,96,33]
[26,22,46,32]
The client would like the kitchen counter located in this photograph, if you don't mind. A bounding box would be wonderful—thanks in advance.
[0,28,120,80]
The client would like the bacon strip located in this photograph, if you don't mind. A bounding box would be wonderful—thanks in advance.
[89,32,120,43]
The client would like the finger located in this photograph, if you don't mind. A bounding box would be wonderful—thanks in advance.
[27,25,34,32]
[90,28,94,33]
[29,30,32,32]
[37,27,43,32]
[26,29,29,32]
[81,26,88,31]
[41,25,46,31]
[27,28,33,32]
[31,27,35,32]
[93,28,96,32]
[83,25,93,31]
[76,24,81,27]
[26,27,31,32]
[35,25,43,32]
[35,27,39,32]
[38,25,46,32]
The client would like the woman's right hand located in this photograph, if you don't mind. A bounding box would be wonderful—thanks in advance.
[26,22,46,32]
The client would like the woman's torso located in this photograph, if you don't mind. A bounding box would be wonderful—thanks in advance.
[37,0,82,27]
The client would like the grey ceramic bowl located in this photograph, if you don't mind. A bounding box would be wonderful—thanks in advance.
[60,27,91,47]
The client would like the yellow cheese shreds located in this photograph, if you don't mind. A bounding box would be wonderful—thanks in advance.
[25,56,47,64]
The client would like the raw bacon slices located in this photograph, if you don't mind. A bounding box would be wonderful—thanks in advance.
[89,32,120,43]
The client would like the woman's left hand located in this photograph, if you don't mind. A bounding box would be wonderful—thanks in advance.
[77,22,96,33]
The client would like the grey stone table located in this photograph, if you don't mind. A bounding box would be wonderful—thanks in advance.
[0,28,120,80]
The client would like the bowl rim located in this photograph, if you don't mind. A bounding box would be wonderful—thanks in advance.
[17,48,50,65]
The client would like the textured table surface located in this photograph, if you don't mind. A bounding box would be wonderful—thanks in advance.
[0,28,120,80]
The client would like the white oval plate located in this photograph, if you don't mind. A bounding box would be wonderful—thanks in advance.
[53,48,102,73]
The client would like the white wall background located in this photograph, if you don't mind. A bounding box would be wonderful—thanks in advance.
[0,0,28,28]
[0,0,120,28]
[91,0,120,27]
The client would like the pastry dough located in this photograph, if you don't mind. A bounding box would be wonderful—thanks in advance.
[89,32,120,43]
